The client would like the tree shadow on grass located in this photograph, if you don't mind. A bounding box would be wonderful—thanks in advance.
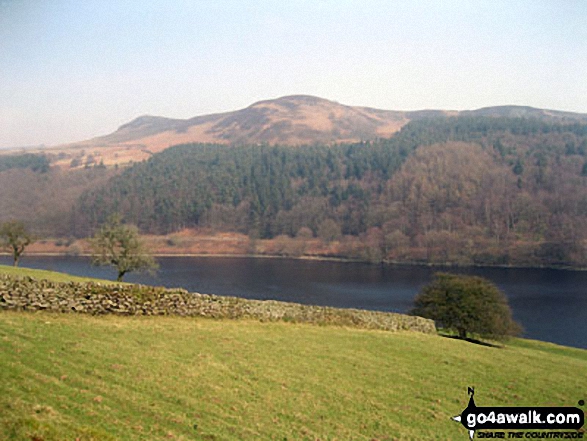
[440,334,504,348]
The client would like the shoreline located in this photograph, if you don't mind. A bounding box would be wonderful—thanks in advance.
[3,250,586,272]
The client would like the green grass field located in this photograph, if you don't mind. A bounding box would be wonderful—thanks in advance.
[1,267,586,440]
[0,264,117,285]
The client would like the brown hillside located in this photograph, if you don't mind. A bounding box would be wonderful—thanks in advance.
[24,96,414,168]
[6,96,587,169]
[96,95,411,147]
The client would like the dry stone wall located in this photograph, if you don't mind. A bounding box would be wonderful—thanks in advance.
[0,274,436,334]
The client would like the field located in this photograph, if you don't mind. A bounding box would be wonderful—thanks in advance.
[1,268,586,440]
[0,265,119,285]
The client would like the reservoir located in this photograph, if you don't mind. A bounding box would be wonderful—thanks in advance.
[2,255,585,349]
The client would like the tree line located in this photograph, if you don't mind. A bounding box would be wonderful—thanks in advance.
[68,116,587,266]
[0,153,50,173]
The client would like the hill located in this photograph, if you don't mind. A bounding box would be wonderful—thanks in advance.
[1,309,585,439]
[72,116,587,267]
[7,95,586,169]
[0,268,585,440]
[3,99,587,268]
[33,95,412,168]
[0,164,115,237]
[97,95,410,147]
[73,97,587,152]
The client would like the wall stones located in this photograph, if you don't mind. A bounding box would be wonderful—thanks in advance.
[0,274,436,334]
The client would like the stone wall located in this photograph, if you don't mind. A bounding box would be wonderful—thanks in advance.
[0,274,436,334]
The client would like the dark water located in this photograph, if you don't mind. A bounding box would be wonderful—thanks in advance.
[2,255,586,349]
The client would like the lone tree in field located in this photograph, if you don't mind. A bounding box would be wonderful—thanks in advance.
[0,220,33,267]
[411,272,521,341]
[90,215,158,282]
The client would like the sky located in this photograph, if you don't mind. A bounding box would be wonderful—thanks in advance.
[1,0,586,149]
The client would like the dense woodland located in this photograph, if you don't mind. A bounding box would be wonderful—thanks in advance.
[0,156,114,237]
[0,153,50,173]
[69,116,587,267]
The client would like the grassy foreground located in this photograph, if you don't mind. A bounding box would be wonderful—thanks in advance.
[0,264,117,285]
[1,269,586,440]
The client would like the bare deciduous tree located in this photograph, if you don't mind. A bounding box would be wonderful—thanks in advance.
[90,215,158,282]
[0,220,33,267]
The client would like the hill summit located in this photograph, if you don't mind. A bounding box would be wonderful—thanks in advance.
[90,95,411,150]
[76,96,587,149]
[18,95,587,167]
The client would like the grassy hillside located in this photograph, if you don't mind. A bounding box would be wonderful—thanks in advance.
[1,313,585,440]
[0,267,585,440]
[0,264,117,285]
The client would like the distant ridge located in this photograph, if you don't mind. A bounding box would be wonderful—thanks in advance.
[88,95,411,149]
[10,95,587,167]
[462,105,587,121]
[85,97,587,150]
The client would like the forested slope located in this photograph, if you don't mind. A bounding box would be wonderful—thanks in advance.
[72,117,587,266]
[0,155,115,237]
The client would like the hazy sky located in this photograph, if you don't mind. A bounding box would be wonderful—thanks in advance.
[1,0,586,148]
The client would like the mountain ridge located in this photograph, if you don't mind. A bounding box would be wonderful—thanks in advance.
[7,95,587,168]
[97,95,411,148]
[97,96,587,149]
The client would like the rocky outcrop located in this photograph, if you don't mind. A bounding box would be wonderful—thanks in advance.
[0,274,436,334]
